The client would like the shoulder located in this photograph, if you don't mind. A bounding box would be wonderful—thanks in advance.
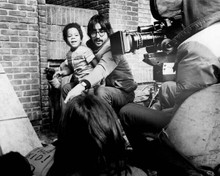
[76,45,93,53]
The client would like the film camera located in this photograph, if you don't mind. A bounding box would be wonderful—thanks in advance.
[110,18,182,82]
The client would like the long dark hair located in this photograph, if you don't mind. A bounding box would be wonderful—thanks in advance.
[49,93,129,176]
[87,14,114,38]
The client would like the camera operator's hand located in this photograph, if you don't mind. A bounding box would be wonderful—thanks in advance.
[64,83,85,104]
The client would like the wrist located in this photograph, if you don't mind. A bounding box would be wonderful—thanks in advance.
[79,79,91,90]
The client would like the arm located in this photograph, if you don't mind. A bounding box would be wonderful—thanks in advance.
[90,57,98,68]
[84,51,119,85]
[53,60,72,78]
[64,51,120,103]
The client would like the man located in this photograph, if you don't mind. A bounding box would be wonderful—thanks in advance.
[119,0,220,175]
[62,14,137,112]
[120,0,220,136]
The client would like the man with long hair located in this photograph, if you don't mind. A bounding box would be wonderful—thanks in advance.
[62,14,137,113]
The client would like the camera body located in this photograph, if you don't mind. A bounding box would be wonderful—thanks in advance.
[110,19,179,56]
[110,18,182,82]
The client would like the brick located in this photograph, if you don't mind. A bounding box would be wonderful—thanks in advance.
[19,97,31,103]
[23,90,40,97]
[11,49,29,55]
[22,67,38,73]
[19,17,37,24]
[21,55,38,61]
[19,31,38,36]
[29,37,39,42]
[10,79,22,85]
[29,48,39,55]
[1,29,19,35]
[11,36,28,42]
[14,85,31,91]
[0,3,17,10]
[38,9,46,16]
[0,9,7,15]
[38,5,47,11]
[23,78,39,84]
[13,61,29,67]
[4,67,22,73]
[38,0,46,5]
[28,24,39,31]
[14,73,30,79]
[27,12,38,17]
[1,62,13,67]
[9,10,26,17]
[18,5,36,12]
[31,85,40,90]
[20,43,38,48]
[3,55,20,61]
[132,7,138,12]
[30,61,39,66]
[0,36,10,41]
[9,0,26,4]
[23,102,40,109]
[0,48,10,54]
[2,42,20,48]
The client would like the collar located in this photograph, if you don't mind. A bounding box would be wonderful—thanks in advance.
[170,11,220,48]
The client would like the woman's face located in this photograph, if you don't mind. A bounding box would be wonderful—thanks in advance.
[67,27,82,50]
[90,23,108,48]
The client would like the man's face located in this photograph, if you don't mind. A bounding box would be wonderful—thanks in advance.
[90,23,108,48]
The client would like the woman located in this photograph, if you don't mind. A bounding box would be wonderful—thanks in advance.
[47,93,147,176]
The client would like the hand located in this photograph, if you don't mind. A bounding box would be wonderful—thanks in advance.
[64,83,85,103]
[53,71,63,78]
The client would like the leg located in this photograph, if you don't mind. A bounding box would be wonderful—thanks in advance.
[95,86,135,112]
[120,103,172,134]
[159,81,176,110]
[119,103,172,172]
[119,104,203,176]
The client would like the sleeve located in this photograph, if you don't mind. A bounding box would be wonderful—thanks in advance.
[76,45,95,63]
[84,47,95,63]
[83,51,119,86]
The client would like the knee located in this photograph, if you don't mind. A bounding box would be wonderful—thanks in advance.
[119,104,133,124]
[160,81,176,99]
[161,81,176,91]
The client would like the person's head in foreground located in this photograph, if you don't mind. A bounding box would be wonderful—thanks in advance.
[48,93,133,176]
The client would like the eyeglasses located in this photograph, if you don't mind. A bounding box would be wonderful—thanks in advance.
[90,29,106,38]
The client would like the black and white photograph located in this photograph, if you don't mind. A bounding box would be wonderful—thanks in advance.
[0,0,220,175]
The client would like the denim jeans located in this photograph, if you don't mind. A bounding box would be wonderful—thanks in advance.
[62,83,135,113]
[94,85,135,112]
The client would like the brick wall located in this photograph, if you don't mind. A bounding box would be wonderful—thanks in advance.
[0,0,98,131]
[40,5,98,129]
[47,0,109,16]
[46,0,154,83]
[0,0,41,130]
[109,0,154,83]
[0,0,154,130]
